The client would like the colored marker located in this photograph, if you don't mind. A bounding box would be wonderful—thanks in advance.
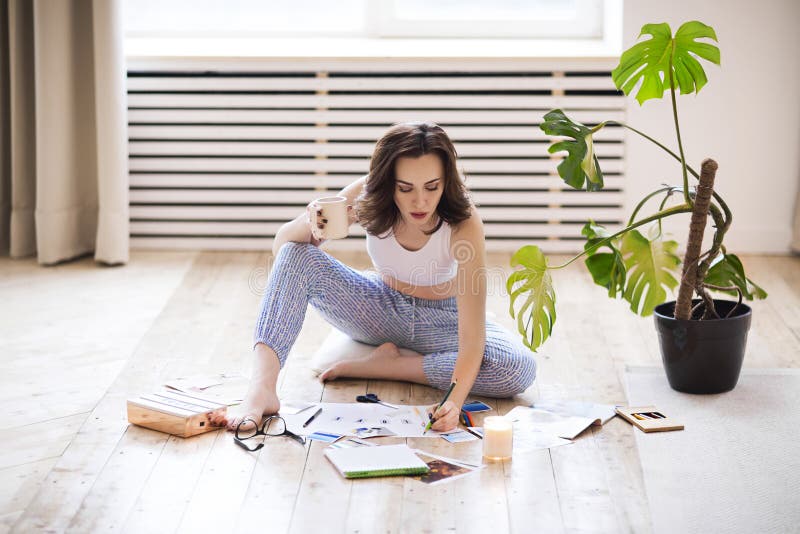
[424,380,457,434]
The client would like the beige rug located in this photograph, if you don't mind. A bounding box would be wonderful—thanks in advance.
[624,366,800,534]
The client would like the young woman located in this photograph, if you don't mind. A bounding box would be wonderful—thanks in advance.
[221,122,536,433]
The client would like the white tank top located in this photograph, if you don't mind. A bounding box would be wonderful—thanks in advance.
[365,220,458,286]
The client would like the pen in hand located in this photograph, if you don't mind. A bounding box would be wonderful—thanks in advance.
[423,380,457,434]
[302,407,322,428]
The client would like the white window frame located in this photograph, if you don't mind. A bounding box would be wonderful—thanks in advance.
[367,0,607,39]
[124,0,622,59]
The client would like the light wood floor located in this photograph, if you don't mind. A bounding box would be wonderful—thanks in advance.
[1,250,798,533]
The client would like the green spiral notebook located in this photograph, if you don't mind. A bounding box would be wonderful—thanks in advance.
[324,443,430,479]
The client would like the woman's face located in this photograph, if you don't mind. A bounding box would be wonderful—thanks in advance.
[393,153,445,230]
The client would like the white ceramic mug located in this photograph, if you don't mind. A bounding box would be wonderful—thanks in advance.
[314,196,349,239]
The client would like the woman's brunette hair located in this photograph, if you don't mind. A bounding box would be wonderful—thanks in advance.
[356,121,472,237]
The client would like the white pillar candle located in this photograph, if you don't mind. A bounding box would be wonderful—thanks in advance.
[482,416,513,460]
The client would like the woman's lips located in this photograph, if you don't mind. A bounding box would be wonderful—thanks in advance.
[410,212,427,219]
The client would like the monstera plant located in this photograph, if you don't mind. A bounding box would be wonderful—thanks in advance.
[507,20,766,393]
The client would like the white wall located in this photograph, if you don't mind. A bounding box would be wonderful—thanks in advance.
[622,0,800,253]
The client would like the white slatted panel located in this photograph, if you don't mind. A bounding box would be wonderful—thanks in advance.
[127,59,625,252]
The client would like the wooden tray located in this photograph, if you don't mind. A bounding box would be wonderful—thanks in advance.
[127,389,227,438]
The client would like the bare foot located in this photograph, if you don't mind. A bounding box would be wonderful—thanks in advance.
[212,384,281,432]
[319,342,401,382]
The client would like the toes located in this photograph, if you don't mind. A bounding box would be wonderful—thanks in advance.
[226,415,250,431]
[209,416,227,428]
[226,418,240,431]
[319,367,336,382]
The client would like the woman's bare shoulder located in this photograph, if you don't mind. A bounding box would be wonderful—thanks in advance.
[451,203,484,239]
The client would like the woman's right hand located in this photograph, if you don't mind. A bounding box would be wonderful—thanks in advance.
[305,200,325,244]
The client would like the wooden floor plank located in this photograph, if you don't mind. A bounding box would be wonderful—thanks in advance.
[343,378,410,534]
[452,399,509,534]
[67,426,169,532]
[744,256,800,366]
[287,378,364,534]
[174,428,258,534]
[0,458,59,533]
[0,360,127,431]
[233,354,324,533]
[399,383,463,533]
[535,264,625,533]
[0,413,88,470]
[122,431,218,534]
[496,393,565,534]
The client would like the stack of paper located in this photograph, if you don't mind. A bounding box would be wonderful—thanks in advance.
[505,401,618,441]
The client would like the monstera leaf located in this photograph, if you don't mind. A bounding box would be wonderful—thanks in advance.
[507,245,556,352]
[582,221,626,298]
[704,253,767,300]
[540,109,604,192]
[620,230,681,316]
[612,21,721,105]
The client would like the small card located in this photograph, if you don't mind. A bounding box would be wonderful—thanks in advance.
[440,430,479,443]
[307,431,345,443]
[615,405,684,433]
[462,400,492,413]
[351,427,397,438]
[412,453,480,486]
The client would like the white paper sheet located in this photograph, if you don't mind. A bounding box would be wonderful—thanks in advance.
[164,372,247,405]
[505,405,595,440]
[513,425,572,451]
[282,402,445,438]
[532,400,619,426]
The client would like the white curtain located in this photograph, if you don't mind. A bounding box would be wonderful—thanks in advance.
[793,206,800,252]
[0,0,128,265]
[793,171,800,253]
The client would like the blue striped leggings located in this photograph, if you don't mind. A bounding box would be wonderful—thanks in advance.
[253,241,537,397]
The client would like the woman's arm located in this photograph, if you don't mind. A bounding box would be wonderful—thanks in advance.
[430,206,487,430]
[271,174,368,257]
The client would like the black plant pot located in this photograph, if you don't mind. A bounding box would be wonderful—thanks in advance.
[653,299,752,394]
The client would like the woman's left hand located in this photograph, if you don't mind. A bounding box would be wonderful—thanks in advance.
[427,400,460,432]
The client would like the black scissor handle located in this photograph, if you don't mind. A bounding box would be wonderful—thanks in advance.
[356,393,379,403]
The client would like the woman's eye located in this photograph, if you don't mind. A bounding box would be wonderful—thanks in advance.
[425,186,439,191]
[399,188,412,193]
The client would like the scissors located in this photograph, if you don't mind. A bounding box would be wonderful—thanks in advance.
[356,393,398,409]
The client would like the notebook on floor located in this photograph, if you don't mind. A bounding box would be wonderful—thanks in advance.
[324,443,430,479]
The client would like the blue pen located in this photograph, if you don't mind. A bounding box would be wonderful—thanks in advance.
[302,407,322,428]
